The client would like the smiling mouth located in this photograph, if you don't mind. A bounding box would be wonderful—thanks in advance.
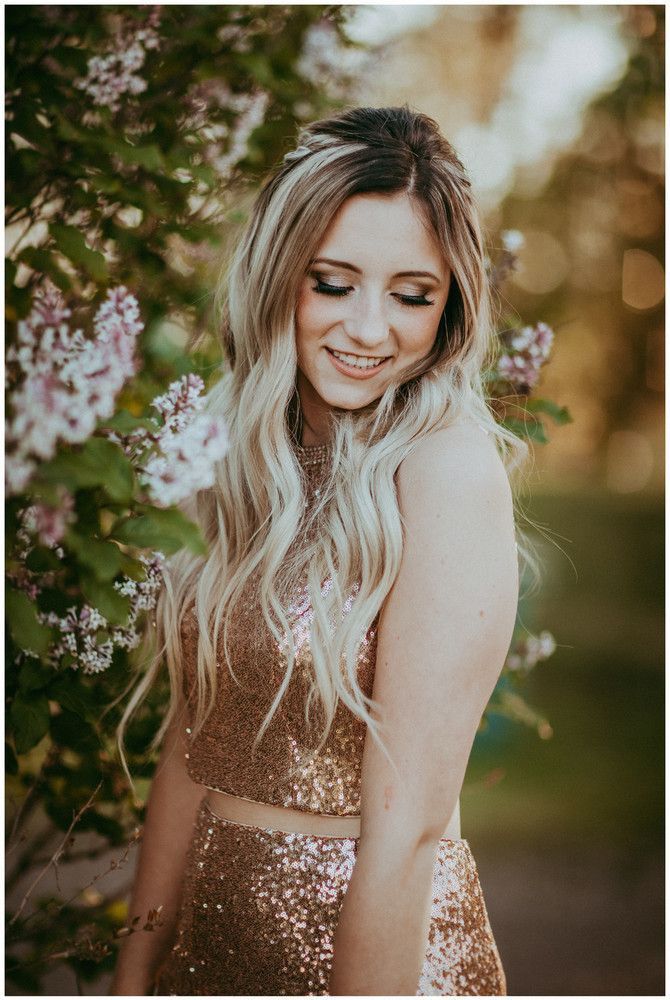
[327,348,390,370]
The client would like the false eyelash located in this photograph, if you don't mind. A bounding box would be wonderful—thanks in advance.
[311,279,434,308]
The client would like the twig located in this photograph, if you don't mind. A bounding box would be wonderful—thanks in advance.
[6,746,58,853]
[9,781,102,927]
[53,828,141,915]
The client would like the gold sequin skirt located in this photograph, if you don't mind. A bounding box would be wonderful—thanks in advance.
[156,800,506,996]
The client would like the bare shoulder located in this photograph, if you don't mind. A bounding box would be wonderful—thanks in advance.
[397,417,512,520]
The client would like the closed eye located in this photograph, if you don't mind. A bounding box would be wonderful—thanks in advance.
[311,278,434,308]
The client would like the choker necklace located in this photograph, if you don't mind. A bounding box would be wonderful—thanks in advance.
[294,441,331,467]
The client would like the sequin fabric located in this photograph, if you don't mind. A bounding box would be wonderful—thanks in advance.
[158,441,507,996]
[180,442,377,816]
[155,802,506,996]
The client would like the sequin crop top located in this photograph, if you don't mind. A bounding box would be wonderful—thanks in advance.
[181,442,379,817]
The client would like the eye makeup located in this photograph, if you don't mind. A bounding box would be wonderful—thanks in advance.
[308,273,435,308]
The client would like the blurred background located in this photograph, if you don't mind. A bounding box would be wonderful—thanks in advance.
[6,4,664,996]
[337,5,664,995]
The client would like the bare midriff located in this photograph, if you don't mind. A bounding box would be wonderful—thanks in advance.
[203,787,462,841]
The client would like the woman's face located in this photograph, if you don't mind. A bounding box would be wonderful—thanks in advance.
[295,191,452,441]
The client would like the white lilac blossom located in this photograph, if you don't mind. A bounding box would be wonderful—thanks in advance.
[38,552,166,674]
[496,322,555,391]
[202,90,270,178]
[74,6,162,113]
[505,630,556,673]
[106,372,230,508]
[6,282,143,496]
[296,20,365,99]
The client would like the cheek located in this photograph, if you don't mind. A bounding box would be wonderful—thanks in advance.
[401,312,442,356]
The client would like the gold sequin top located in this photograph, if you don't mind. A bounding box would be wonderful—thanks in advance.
[181,442,378,817]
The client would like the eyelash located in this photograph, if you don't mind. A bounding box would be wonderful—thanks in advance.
[311,278,434,308]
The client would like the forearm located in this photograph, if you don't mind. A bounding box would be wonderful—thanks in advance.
[111,819,190,995]
[112,727,206,994]
[329,836,439,996]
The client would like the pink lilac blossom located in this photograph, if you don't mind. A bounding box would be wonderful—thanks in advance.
[485,229,525,289]
[505,630,556,673]
[140,412,229,507]
[6,282,142,496]
[496,322,555,391]
[74,6,162,114]
[37,552,166,674]
[20,490,76,548]
[105,373,229,508]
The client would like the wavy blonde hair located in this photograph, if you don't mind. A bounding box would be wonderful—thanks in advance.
[119,105,537,778]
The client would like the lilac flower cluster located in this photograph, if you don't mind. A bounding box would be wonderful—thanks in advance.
[107,373,229,508]
[496,322,555,392]
[202,91,270,179]
[6,282,143,496]
[485,229,525,289]
[19,489,76,548]
[74,6,162,113]
[10,503,166,674]
[38,552,166,674]
[505,630,556,673]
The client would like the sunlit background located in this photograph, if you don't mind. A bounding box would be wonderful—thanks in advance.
[335,4,663,996]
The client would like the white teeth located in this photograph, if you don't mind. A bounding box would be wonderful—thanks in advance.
[331,349,387,370]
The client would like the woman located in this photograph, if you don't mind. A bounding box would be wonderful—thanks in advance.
[112,104,525,996]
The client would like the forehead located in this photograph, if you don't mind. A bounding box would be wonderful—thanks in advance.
[318,192,446,271]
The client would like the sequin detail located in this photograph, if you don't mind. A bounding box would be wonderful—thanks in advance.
[180,443,377,816]
[156,802,506,996]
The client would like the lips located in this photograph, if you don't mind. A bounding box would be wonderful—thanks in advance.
[325,347,391,380]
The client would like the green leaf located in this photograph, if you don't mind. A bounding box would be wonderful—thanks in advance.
[16,246,73,291]
[6,742,18,776]
[25,544,63,573]
[111,507,206,556]
[6,281,33,320]
[101,410,157,435]
[18,658,52,693]
[38,438,135,504]
[49,676,95,721]
[80,575,131,626]
[6,588,53,656]
[502,417,549,444]
[106,141,165,172]
[48,222,109,282]
[526,398,573,425]
[65,532,124,582]
[51,709,100,753]
[10,692,51,755]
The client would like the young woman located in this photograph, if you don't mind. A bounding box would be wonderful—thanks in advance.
[112,105,526,996]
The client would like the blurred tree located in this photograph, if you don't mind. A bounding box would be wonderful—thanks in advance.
[500,5,664,490]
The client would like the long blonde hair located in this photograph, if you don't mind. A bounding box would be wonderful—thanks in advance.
[119,105,536,777]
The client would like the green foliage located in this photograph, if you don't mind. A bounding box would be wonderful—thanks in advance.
[6,5,350,990]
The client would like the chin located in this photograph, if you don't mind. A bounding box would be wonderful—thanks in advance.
[318,383,382,412]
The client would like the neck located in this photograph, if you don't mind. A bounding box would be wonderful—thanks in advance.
[296,371,333,446]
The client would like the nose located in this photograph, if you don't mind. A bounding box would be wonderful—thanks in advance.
[343,289,391,353]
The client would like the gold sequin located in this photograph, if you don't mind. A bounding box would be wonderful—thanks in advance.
[162,443,507,995]
[180,444,376,817]
[155,803,506,996]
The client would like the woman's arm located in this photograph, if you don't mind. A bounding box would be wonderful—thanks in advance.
[329,420,519,996]
[111,707,206,995]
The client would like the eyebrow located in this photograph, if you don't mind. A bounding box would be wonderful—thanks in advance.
[310,257,442,282]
